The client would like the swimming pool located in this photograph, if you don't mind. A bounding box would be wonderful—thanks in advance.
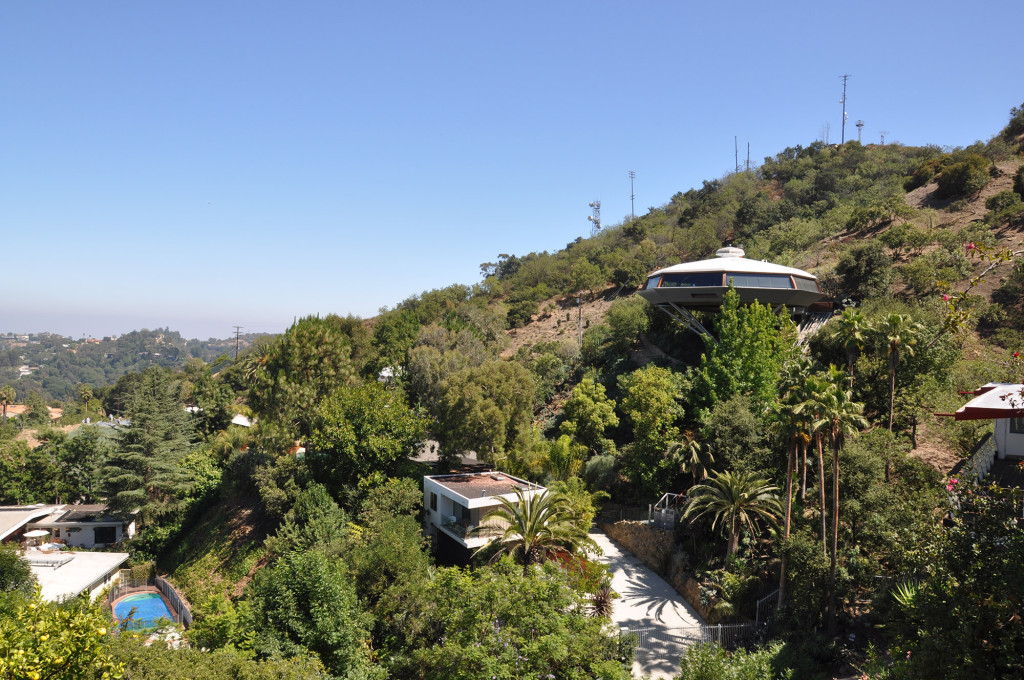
[114,592,175,628]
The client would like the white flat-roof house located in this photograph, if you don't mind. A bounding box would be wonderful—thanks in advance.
[27,504,136,549]
[423,472,546,561]
[0,504,130,602]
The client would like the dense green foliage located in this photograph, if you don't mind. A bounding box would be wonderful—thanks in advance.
[2,103,1023,680]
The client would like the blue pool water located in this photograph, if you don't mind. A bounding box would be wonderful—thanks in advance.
[114,593,174,628]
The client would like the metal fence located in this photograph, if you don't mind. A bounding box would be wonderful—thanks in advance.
[625,623,755,652]
[597,506,651,523]
[755,589,780,626]
[107,575,192,629]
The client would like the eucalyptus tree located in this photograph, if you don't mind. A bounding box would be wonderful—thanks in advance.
[682,470,781,558]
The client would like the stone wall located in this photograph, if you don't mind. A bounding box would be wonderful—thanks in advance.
[599,520,720,623]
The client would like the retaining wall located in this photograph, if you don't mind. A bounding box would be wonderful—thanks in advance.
[599,520,721,623]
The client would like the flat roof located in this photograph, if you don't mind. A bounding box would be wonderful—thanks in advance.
[27,550,129,601]
[426,472,543,500]
[0,505,63,541]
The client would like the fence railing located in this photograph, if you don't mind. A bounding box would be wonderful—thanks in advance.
[107,575,192,629]
[597,506,651,524]
[156,575,192,628]
[625,623,755,652]
[964,433,997,483]
[755,589,779,626]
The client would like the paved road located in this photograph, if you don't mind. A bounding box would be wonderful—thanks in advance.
[590,529,705,679]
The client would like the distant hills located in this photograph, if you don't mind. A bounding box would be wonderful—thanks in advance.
[0,328,274,402]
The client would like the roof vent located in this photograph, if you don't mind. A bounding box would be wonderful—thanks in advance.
[489,473,502,481]
[715,247,745,259]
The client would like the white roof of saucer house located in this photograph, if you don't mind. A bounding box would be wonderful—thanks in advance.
[647,247,817,279]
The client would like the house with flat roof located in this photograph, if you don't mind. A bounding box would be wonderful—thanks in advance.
[423,471,546,563]
[0,505,63,543]
[26,550,129,601]
[27,504,136,548]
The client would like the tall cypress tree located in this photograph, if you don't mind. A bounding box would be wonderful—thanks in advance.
[104,366,192,523]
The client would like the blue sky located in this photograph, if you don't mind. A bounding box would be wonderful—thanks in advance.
[1,1,1019,340]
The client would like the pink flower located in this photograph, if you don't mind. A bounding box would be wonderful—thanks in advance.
[1014,352,1020,358]
[967,243,976,250]
[943,294,950,301]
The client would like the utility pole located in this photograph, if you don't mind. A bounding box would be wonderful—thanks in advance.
[232,326,243,360]
[735,136,739,172]
[839,74,851,144]
[577,297,583,347]
[746,142,750,171]
[628,170,636,223]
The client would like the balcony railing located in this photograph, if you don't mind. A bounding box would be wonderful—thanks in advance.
[440,518,506,540]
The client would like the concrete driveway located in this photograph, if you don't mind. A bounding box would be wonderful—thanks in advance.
[590,529,705,679]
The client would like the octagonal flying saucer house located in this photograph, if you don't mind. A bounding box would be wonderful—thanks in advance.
[637,247,826,337]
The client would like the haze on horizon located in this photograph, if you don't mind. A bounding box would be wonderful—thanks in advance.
[2,0,1020,341]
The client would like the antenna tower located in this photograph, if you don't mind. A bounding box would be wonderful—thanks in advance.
[587,200,602,236]
[855,120,864,143]
[628,170,636,223]
[880,130,889,145]
[839,74,851,144]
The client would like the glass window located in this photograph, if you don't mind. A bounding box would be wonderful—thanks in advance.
[645,276,662,289]
[430,492,438,512]
[1011,418,1024,434]
[726,273,793,289]
[794,277,820,292]
[659,272,723,288]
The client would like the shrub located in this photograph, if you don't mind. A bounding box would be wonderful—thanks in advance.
[833,240,894,300]
[986,189,1022,212]
[1014,165,1024,198]
[934,155,990,199]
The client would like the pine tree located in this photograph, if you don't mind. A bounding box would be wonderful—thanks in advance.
[104,367,192,523]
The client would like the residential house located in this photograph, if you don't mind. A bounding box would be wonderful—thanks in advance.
[27,504,136,548]
[950,383,1024,485]
[423,471,546,564]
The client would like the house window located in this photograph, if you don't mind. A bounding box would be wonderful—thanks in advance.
[1011,417,1024,434]
[430,492,438,512]
[94,526,116,544]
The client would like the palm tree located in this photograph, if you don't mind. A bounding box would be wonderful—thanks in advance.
[0,385,14,425]
[828,308,870,389]
[774,394,807,607]
[873,313,924,433]
[811,377,867,637]
[778,357,814,502]
[78,383,93,416]
[667,436,715,486]
[794,373,833,554]
[682,470,781,558]
[472,488,595,575]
